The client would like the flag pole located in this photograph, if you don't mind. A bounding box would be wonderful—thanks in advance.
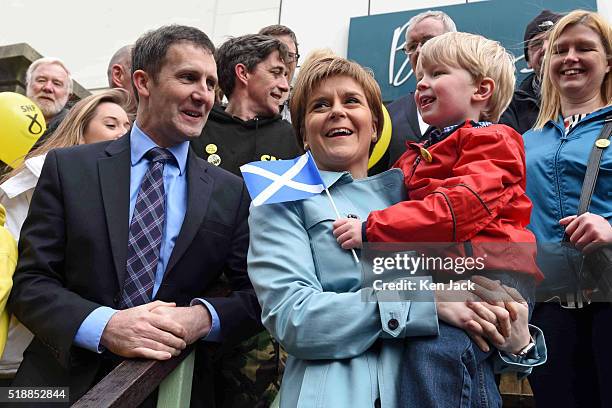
[323,187,360,264]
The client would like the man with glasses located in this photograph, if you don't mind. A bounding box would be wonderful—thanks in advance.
[373,11,456,174]
[259,24,300,122]
[500,10,562,134]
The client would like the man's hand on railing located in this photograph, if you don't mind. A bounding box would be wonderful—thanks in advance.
[151,303,212,344]
[100,301,187,360]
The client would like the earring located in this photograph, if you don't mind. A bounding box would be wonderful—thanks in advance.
[372,134,378,143]
[303,143,309,151]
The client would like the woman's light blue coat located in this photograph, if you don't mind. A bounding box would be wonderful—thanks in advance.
[248,169,545,408]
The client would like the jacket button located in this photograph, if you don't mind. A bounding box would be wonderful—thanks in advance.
[113,294,120,303]
[387,318,399,330]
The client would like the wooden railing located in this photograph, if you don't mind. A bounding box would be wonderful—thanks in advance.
[500,373,535,408]
[73,346,195,408]
[74,353,534,408]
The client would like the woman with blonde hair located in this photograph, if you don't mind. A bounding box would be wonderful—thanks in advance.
[523,9,612,407]
[0,88,130,382]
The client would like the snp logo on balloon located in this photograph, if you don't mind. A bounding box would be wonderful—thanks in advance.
[20,103,45,136]
[0,92,47,168]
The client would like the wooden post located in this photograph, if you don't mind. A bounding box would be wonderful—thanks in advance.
[156,350,196,408]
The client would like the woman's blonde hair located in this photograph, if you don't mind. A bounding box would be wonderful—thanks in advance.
[2,88,130,182]
[417,31,516,123]
[290,50,384,150]
[535,10,612,129]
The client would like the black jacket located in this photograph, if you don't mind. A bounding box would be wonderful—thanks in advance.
[500,73,540,135]
[9,134,261,404]
[192,105,301,176]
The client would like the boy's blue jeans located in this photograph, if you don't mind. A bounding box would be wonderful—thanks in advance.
[399,322,500,408]
[399,271,535,408]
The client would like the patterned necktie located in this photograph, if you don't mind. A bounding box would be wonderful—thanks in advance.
[119,147,176,309]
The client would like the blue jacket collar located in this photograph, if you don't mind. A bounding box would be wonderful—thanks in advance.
[320,170,353,189]
[549,104,612,132]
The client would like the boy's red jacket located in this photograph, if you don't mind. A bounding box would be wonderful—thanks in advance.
[366,122,542,279]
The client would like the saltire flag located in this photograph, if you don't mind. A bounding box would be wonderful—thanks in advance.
[240,151,325,206]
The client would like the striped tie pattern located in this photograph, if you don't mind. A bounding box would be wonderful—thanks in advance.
[119,147,175,308]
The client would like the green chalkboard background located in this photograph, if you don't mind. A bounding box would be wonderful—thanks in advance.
[348,0,598,101]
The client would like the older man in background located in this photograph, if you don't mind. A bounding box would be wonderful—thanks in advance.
[25,57,72,145]
[107,44,137,120]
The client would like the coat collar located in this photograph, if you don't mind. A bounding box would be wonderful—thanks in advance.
[165,149,212,276]
[319,168,403,190]
[320,170,353,189]
[548,104,612,133]
[99,134,131,286]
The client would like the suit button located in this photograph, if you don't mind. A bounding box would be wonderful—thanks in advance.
[387,318,399,330]
[113,294,120,303]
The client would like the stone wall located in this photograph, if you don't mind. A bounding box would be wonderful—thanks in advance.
[0,43,90,101]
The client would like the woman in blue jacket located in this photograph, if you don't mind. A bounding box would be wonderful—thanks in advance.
[523,10,612,408]
[248,53,546,408]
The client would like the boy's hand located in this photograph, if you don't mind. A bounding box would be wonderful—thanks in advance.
[332,218,363,249]
[560,213,612,253]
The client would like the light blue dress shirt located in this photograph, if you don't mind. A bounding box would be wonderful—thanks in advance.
[74,123,221,352]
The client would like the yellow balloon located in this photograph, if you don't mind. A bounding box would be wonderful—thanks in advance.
[0,92,47,169]
[368,104,392,169]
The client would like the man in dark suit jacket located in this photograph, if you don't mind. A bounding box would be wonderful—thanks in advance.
[385,92,423,163]
[8,25,261,404]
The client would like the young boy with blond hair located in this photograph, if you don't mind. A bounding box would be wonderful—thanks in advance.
[334,32,545,406]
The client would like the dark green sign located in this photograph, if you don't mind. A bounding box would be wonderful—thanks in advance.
[348,0,597,101]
